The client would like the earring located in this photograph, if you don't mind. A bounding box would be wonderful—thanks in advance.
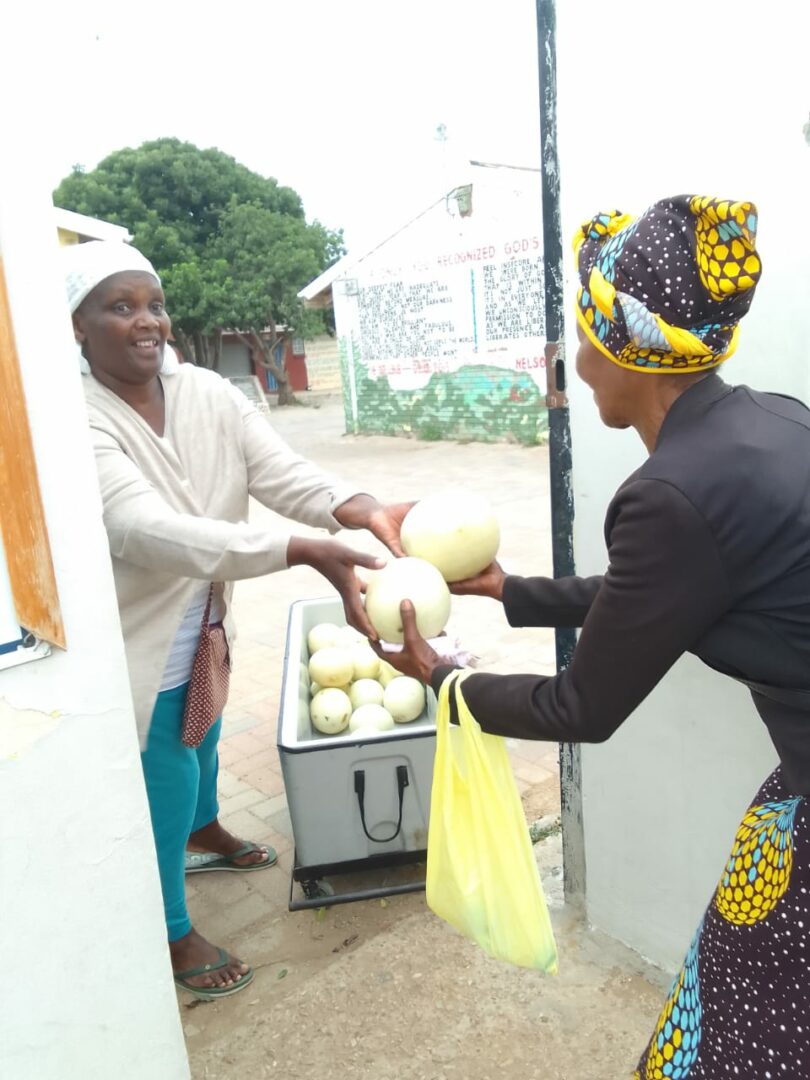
[75,340,91,375]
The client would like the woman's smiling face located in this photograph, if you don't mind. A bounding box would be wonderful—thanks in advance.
[73,271,171,385]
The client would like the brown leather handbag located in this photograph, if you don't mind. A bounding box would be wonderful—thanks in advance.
[181,586,231,748]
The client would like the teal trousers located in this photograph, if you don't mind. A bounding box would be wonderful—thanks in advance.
[140,682,221,941]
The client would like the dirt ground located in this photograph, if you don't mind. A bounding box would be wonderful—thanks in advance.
[186,856,669,1080]
[183,395,670,1080]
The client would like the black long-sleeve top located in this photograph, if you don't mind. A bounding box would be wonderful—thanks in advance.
[432,374,810,795]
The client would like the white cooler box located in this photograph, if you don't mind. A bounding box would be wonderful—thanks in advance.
[278,597,437,907]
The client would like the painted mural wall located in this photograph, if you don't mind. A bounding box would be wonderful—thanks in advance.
[333,171,549,445]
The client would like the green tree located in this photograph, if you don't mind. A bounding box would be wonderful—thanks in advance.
[212,200,338,403]
[54,138,344,403]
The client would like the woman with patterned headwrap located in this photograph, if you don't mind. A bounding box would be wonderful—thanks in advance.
[382,195,810,1077]
[63,240,413,1001]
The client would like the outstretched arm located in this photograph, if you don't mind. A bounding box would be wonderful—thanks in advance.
[383,479,731,744]
[93,428,385,636]
[449,560,603,627]
[233,389,414,554]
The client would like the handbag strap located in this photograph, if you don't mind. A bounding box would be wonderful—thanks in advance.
[199,584,214,630]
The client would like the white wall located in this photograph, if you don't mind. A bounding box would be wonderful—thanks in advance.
[0,179,189,1073]
[557,0,810,969]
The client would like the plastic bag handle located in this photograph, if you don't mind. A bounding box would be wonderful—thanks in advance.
[436,669,474,731]
[438,672,501,788]
[353,765,410,843]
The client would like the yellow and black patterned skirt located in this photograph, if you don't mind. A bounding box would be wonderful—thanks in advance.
[635,767,809,1079]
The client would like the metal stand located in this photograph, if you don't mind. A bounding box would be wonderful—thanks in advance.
[288,848,427,911]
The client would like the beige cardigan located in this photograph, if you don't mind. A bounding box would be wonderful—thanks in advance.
[84,364,360,746]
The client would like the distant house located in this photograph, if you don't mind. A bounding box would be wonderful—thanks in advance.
[217,331,309,395]
[54,208,132,246]
[297,271,343,394]
[298,164,549,445]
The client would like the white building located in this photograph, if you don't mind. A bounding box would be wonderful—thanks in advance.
[300,164,550,444]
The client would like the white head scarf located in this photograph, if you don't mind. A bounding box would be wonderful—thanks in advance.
[63,240,161,313]
[62,240,178,375]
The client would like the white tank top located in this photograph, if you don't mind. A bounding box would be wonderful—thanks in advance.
[160,584,226,692]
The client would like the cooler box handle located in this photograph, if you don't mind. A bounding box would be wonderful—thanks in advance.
[353,765,409,843]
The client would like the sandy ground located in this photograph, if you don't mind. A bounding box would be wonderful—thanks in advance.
[181,394,670,1079]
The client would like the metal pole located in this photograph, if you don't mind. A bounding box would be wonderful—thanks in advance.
[535,0,586,907]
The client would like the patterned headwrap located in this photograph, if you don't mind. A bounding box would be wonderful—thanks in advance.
[573,195,762,373]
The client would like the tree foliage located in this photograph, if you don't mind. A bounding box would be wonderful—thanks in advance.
[54,138,344,402]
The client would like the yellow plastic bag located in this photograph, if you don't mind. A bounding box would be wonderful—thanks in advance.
[426,673,558,972]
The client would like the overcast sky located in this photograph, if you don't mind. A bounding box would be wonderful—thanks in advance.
[11,0,541,254]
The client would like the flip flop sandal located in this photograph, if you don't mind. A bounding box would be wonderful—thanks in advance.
[174,947,255,1001]
[185,842,277,874]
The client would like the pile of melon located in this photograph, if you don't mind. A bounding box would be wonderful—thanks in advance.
[305,623,426,738]
[303,490,502,739]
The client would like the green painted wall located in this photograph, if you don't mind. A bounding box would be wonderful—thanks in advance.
[339,337,548,446]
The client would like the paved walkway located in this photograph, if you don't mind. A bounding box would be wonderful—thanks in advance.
[205,395,561,894]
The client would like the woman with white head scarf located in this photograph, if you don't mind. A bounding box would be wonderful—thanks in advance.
[64,241,412,1000]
